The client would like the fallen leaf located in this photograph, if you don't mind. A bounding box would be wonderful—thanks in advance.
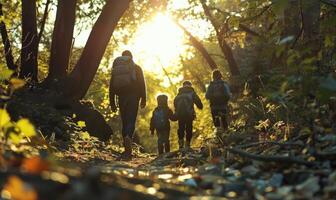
[2,175,37,200]
[21,156,49,174]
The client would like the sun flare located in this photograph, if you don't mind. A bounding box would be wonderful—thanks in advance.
[122,13,187,74]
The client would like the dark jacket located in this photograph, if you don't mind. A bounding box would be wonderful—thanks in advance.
[109,64,146,106]
[174,86,203,119]
[150,106,175,132]
[205,79,231,108]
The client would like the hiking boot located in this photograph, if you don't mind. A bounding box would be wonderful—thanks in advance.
[178,140,184,149]
[122,136,132,158]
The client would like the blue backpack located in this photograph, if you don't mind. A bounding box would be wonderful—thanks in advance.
[153,108,169,131]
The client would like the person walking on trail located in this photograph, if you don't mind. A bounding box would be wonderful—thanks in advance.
[174,81,203,149]
[150,94,175,155]
[109,50,146,159]
[205,70,231,132]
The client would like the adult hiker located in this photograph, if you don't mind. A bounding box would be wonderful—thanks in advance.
[205,70,231,132]
[109,50,146,159]
[150,94,175,155]
[174,81,203,149]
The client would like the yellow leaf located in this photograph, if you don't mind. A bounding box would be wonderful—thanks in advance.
[0,109,11,127]
[77,121,86,128]
[10,78,26,90]
[80,131,90,140]
[17,119,36,137]
[9,133,23,145]
[3,176,38,200]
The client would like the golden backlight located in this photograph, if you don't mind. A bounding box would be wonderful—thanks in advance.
[121,13,187,74]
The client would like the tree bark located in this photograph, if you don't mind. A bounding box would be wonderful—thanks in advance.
[200,0,240,76]
[47,0,76,81]
[302,0,321,47]
[0,3,17,71]
[20,0,38,81]
[282,0,301,39]
[67,0,132,99]
[176,22,217,70]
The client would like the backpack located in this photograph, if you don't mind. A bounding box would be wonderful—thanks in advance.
[152,108,169,131]
[111,56,136,93]
[211,81,230,104]
[175,92,194,119]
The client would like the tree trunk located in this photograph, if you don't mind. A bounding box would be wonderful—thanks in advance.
[67,0,132,99]
[302,0,321,53]
[199,0,240,76]
[282,0,301,39]
[20,0,38,81]
[37,0,51,44]
[176,22,217,70]
[0,3,17,71]
[47,0,76,81]
[218,38,240,76]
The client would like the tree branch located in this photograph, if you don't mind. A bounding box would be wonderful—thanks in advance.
[320,0,336,7]
[0,3,17,71]
[37,0,51,45]
[228,147,317,166]
[175,21,217,70]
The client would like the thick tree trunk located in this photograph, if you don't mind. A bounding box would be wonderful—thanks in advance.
[200,0,240,76]
[302,0,321,50]
[0,3,17,71]
[176,22,217,70]
[219,40,240,76]
[47,0,76,81]
[67,0,131,99]
[20,0,38,81]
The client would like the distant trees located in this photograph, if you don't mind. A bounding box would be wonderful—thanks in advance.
[1,0,132,100]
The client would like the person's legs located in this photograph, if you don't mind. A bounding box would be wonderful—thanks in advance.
[162,130,170,153]
[178,120,186,149]
[185,119,193,147]
[119,95,140,157]
[211,109,220,127]
[157,131,164,155]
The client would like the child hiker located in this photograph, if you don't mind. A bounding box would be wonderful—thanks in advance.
[174,81,203,149]
[150,94,175,155]
[206,70,231,132]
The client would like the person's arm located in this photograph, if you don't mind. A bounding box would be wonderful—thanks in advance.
[224,83,232,99]
[109,77,117,112]
[150,111,155,134]
[137,65,147,108]
[193,92,204,110]
[205,83,212,100]
[168,108,177,121]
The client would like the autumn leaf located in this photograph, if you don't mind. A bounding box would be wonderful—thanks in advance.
[21,156,49,174]
[77,121,86,128]
[2,176,38,200]
[0,109,11,127]
[16,119,36,137]
[10,78,26,90]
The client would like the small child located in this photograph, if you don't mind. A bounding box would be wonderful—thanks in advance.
[174,81,203,149]
[150,94,175,155]
[206,70,231,132]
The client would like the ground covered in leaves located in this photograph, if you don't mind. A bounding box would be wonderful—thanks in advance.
[1,128,336,200]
